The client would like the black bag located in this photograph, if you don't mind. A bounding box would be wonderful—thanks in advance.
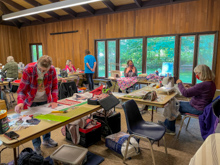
[60,70,68,78]
[17,148,45,165]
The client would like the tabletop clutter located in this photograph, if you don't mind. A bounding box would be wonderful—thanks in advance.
[0,75,180,165]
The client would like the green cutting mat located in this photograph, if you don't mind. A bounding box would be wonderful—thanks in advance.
[35,114,70,122]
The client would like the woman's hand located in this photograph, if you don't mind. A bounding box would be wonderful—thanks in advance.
[132,67,136,73]
[49,102,58,109]
[126,68,130,73]
[176,79,182,84]
[15,103,24,113]
[184,84,191,88]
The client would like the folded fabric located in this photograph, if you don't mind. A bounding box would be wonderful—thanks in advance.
[90,85,103,96]
[117,77,138,91]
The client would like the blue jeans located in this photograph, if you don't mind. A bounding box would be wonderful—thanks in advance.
[31,101,51,148]
[164,101,203,132]
[86,73,94,91]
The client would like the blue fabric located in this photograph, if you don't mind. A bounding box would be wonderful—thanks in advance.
[164,101,203,132]
[199,96,220,140]
[31,101,51,148]
[84,55,96,73]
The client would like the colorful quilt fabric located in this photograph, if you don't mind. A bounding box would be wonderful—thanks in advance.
[117,77,138,90]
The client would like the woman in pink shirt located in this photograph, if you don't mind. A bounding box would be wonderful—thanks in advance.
[65,60,76,72]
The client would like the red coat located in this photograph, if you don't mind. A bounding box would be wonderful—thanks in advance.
[17,62,58,109]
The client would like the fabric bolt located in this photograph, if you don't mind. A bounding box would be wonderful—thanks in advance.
[2,61,18,79]
[117,77,138,91]
[17,62,58,109]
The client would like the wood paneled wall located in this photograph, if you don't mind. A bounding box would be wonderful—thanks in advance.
[2,0,220,87]
[0,26,22,65]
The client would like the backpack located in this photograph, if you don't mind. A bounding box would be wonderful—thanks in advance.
[17,148,44,165]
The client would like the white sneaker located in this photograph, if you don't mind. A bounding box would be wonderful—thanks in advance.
[42,139,58,147]
[34,146,42,155]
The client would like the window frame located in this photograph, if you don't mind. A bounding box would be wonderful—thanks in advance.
[95,31,218,85]
[30,43,43,62]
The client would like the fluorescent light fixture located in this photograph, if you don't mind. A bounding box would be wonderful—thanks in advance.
[2,0,101,21]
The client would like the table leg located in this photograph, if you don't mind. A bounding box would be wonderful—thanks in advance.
[151,106,154,122]
[13,148,18,165]
[113,80,116,92]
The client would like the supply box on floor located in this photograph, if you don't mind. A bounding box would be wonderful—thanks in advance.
[50,144,88,165]
[93,112,121,137]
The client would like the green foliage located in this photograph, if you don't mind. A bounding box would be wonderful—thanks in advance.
[96,34,215,82]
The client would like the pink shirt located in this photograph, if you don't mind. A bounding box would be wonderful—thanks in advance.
[65,65,76,72]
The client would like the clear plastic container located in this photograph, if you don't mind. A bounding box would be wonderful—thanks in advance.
[50,144,88,165]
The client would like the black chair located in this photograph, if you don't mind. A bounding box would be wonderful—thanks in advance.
[212,98,220,133]
[122,100,167,165]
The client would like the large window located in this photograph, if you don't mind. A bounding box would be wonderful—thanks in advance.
[196,34,215,83]
[30,44,43,62]
[147,36,175,76]
[107,41,116,77]
[179,36,195,83]
[120,39,143,76]
[95,32,217,85]
[97,41,105,77]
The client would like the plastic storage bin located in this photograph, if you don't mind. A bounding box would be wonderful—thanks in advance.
[50,144,88,165]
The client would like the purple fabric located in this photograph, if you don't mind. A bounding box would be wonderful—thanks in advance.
[178,81,216,111]
[199,96,220,140]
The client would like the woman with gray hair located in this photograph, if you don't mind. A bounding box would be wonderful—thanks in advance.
[2,56,18,79]
[159,64,216,135]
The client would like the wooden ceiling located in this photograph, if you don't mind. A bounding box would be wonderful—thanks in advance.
[0,0,195,28]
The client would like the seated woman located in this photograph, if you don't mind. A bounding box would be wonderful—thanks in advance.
[160,64,216,135]
[124,60,137,77]
[119,60,137,93]
[65,59,79,86]
[65,60,76,73]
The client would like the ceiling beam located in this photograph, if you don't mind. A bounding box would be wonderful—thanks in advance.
[102,0,115,12]
[81,4,95,15]
[48,0,77,17]
[18,0,195,27]
[0,1,22,27]
[134,0,142,7]
[62,8,77,17]
[24,0,60,20]
[0,0,45,22]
